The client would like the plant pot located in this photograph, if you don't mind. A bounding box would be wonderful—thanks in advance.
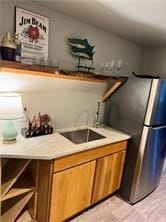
[0,46,16,61]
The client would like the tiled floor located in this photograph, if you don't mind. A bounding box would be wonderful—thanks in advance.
[70,175,166,222]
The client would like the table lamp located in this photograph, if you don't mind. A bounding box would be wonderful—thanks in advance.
[0,93,23,143]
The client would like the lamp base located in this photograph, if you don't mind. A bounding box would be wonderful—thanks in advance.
[2,120,17,144]
[3,138,17,144]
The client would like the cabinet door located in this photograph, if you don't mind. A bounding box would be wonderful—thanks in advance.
[92,151,126,204]
[49,161,96,222]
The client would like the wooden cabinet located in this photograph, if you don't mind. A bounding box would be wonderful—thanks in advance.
[37,141,128,222]
[92,151,126,204]
[49,161,96,222]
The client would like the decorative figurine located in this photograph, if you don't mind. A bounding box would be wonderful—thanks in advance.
[21,112,53,138]
[68,38,95,73]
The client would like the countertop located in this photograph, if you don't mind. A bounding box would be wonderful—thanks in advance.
[0,126,131,160]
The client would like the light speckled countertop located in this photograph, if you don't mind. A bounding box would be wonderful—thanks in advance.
[0,126,131,160]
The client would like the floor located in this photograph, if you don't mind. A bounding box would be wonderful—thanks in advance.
[70,175,166,222]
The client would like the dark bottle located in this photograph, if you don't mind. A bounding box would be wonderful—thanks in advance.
[15,33,22,62]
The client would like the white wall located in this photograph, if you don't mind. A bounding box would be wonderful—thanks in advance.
[141,47,166,77]
[0,1,142,131]
[0,72,106,130]
[1,0,142,76]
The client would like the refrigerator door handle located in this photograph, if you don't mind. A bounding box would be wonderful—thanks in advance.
[145,79,166,126]
[145,79,158,126]
[130,126,149,202]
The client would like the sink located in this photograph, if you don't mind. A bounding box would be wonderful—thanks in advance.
[60,128,105,144]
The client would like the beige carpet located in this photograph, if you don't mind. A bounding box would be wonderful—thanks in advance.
[70,175,166,222]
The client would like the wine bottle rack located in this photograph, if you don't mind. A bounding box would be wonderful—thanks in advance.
[0,158,38,222]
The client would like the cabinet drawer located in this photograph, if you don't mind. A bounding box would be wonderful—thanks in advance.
[53,141,127,173]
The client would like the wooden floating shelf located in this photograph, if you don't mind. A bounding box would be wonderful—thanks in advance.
[1,191,34,222]
[1,172,35,201]
[2,159,31,196]
[0,60,110,83]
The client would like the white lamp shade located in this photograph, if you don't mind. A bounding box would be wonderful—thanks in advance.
[0,93,23,120]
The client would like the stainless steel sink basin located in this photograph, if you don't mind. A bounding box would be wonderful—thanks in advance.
[60,128,105,144]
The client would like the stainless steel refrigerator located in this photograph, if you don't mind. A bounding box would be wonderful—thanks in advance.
[104,77,166,204]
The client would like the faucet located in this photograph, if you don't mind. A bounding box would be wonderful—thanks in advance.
[94,101,101,128]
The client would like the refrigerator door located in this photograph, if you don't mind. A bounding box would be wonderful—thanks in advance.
[104,77,152,202]
[129,125,166,203]
[145,79,166,126]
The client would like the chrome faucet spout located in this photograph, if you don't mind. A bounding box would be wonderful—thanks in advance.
[94,101,101,128]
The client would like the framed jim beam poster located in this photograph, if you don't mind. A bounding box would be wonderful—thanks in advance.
[15,7,49,63]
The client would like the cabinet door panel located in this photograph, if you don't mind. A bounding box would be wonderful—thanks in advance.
[92,151,126,204]
[50,161,96,222]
